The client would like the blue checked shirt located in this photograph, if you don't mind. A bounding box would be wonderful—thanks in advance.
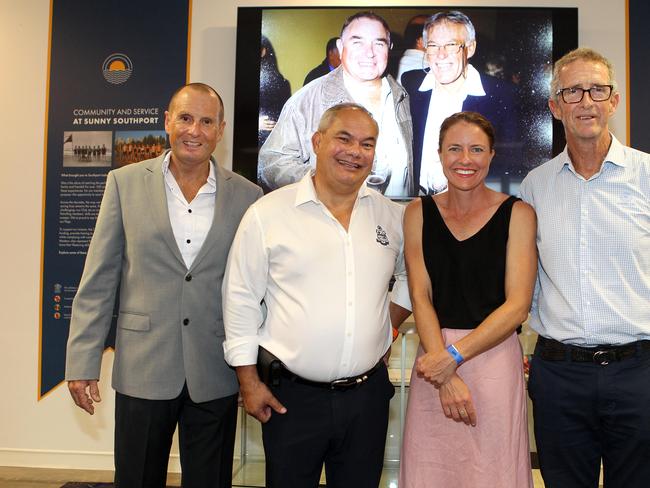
[520,135,650,346]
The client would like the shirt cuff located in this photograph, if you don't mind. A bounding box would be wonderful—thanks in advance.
[223,336,260,367]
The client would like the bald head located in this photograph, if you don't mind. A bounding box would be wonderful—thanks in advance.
[168,83,224,123]
[164,83,226,168]
[317,103,378,134]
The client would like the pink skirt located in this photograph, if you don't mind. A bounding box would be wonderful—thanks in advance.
[399,330,533,488]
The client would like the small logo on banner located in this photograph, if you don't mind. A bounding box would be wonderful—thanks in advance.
[102,53,133,85]
[376,225,389,246]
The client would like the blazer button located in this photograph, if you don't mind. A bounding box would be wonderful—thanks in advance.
[185,274,192,282]
[183,318,190,326]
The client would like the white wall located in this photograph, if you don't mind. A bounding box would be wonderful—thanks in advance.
[0,0,627,470]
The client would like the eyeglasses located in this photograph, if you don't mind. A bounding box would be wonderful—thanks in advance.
[426,42,465,55]
[556,85,614,104]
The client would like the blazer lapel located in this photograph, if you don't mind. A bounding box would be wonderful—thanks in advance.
[143,153,186,268]
[189,162,235,272]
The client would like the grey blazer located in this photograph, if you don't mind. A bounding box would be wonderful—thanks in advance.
[65,152,262,402]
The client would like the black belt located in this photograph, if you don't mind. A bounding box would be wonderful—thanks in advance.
[280,362,383,390]
[536,336,650,365]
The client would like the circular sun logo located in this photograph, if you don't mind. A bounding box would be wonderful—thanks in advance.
[102,53,133,85]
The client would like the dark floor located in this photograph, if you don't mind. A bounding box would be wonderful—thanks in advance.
[0,464,550,488]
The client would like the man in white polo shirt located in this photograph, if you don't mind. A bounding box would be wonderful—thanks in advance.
[224,103,411,488]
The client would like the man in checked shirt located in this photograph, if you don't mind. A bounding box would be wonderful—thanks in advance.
[520,48,650,488]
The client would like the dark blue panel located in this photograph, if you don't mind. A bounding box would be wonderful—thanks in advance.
[40,0,190,397]
[629,0,650,152]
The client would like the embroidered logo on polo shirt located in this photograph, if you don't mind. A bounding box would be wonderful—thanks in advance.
[376,225,389,246]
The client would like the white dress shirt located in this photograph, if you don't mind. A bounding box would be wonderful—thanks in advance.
[223,172,410,381]
[419,64,486,193]
[520,135,650,346]
[162,153,216,269]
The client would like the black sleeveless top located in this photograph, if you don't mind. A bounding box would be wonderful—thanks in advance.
[421,195,519,330]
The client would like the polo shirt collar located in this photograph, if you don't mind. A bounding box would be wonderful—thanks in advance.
[294,170,371,207]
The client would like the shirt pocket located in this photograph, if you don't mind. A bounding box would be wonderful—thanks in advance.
[617,191,650,234]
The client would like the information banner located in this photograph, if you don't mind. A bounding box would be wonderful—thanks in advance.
[40,0,191,397]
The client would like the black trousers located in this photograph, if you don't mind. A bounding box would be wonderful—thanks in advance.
[114,385,238,488]
[529,341,650,488]
[261,363,394,488]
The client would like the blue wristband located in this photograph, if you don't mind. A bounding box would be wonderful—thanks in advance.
[446,344,464,365]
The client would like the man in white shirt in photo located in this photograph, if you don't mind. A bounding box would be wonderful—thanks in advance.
[402,10,518,195]
[224,103,411,488]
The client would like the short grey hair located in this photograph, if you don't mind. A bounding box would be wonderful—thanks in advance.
[423,11,476,45]
[551,47,617,101]
[317,103,378,133]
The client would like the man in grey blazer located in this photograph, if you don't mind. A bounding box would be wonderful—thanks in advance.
[65,83,262,488]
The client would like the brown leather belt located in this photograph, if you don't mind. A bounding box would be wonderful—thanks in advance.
[537,336,650,365]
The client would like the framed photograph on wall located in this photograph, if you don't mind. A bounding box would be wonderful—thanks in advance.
[232,6,578,199]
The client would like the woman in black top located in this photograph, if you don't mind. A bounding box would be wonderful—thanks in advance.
[399,112,537,487]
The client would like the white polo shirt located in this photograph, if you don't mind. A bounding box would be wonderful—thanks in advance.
[223,172,409,382]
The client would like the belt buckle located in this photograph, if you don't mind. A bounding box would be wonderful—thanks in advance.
[593,350,615,365]
[330,374,368,390]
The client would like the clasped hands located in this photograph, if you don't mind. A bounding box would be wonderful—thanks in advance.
[415,348,458,387]
[416,350,477,426]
